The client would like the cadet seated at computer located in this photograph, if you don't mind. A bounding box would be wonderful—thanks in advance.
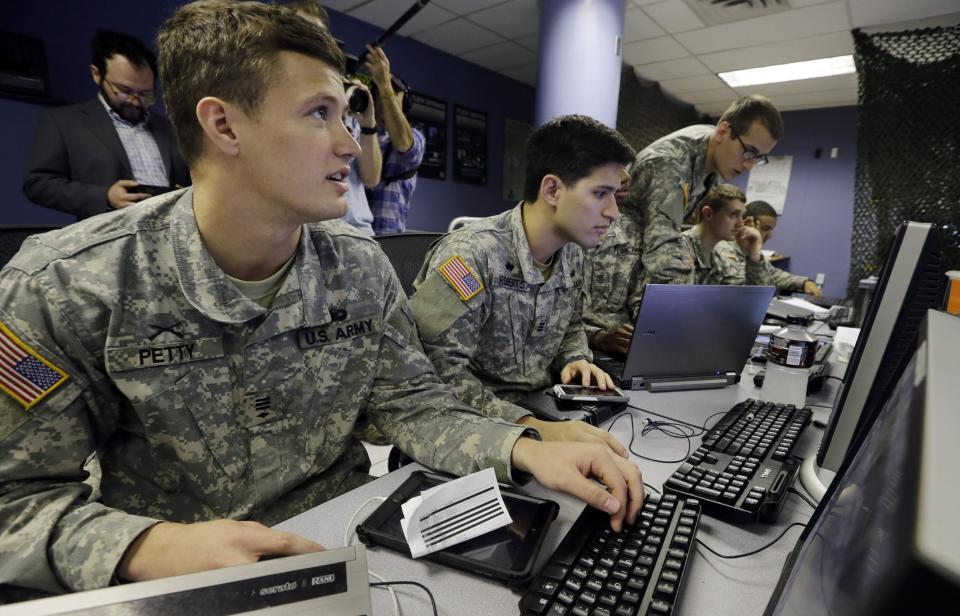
[679,183,769,285]
[0,1,643,596]
[715,199,822,297]
[408,115,636,451]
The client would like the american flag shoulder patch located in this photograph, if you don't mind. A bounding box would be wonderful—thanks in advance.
[438,255,484,302]
[0,322,69,409]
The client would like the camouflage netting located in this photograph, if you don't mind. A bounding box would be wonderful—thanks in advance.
[848,25,960,295]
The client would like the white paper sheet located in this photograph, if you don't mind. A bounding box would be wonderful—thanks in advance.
[400,467,512,559]
[780,296,830,317]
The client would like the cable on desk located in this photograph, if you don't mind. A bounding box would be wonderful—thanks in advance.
[370,581,439,616]
[341,497,401,615]
[626,403,709,435]
[643,482,661,495]
[824,375,844,383]
[607,411,693,464]
[695,522,806,560]
[343,496,387,547]
[789,487,818,510]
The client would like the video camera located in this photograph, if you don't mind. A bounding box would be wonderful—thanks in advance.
[340,0,428,114]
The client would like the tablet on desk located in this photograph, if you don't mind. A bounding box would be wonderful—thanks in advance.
[356,470,558,589]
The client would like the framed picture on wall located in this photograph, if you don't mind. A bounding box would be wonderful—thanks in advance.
[407,91,447,180]
[453,105,487,185]
[502,118,532,202]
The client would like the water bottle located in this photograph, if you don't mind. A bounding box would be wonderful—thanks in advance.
[760,316,816,407]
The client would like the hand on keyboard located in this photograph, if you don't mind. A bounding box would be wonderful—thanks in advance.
[512,439,645,532]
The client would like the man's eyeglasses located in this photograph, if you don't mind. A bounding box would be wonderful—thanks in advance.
[103,78,155,106]
[733,131,769,166]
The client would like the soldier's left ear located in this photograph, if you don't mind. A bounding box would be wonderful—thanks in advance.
[540,174,563,206]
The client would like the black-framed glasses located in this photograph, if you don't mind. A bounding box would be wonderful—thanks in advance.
[103,78,155,106]
[733,132,769,166]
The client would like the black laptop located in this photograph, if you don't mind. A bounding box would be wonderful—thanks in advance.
[594,284,775,392]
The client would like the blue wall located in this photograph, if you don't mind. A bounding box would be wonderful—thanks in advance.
[0,2,536,230]
[1,3,858,293]
[730,106,858,298]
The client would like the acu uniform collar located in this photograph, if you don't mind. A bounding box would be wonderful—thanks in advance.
[507,203,575,289]
[170,189,332,329]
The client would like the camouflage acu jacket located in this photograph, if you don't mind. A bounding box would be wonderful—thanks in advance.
[0,189,529,593]
[409,203,590,421]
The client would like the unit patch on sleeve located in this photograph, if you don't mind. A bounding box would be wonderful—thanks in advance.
[0,322,69,409]
[438,255,484,301]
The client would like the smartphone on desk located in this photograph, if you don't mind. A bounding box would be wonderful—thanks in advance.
[551,384,628,403]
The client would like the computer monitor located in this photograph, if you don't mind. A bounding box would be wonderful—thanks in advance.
[800,221,950,500]
[764,309,960,616]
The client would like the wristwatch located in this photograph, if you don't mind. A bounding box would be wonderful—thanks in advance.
[360,125,378,134]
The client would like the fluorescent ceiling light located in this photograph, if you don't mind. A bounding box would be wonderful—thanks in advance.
[718,55,855,87]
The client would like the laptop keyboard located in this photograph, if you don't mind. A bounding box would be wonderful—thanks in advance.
[519,494,701,616]
[662,399,811,523]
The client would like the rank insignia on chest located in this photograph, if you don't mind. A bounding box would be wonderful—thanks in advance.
[438,255,483,301]
[0,322,69,409]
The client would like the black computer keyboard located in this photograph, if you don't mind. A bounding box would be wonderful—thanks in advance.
[519,494,701,616]
[662,399,812,523]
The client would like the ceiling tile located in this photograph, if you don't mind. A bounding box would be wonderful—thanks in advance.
[433,0,508,17]
[698,31,854,73]
[467,0,539,40]
[323,0,366,11]
[622,36,691,65]
[674,1,849,55]
[462,41,537,71]
[347,1,457,36]
[632,57,709,82]
[849,0,960,28]
[515,33,539,52]
[733,73,859,98]
[624,7,666,42]
[631,0,669,6]
[642,0,706,33]
[501,62,538,86]
[658,73,728,94]
[672,86,738,105]
[695,101,734,116]
[412,18,507,55]
[757,88,859,111]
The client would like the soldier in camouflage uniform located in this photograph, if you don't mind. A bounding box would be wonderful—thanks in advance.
[717,199,822,296]
[681,184,768,285]
[0,2,642,596]
[583,96,783,354]
[409,115,635,449]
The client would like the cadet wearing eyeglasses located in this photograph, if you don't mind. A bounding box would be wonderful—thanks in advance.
[582,95,783,356]
[23,30,190,220]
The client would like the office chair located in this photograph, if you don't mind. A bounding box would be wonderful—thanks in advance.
[373,232,444,298]
[447,216,480,232]
[0,225,61,269]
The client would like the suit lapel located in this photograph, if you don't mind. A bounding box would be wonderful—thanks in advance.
[82,98,132,177]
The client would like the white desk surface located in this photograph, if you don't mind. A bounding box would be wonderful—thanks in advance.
[277,338,843,616]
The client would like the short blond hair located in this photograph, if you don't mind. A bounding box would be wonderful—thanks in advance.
[157,0,344,166]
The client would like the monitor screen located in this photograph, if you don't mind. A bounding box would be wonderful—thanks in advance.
[816,222,948,473]
[766,310,960,615]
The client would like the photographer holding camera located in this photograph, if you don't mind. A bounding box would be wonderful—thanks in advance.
[291,0,381,236]
[364,44,425,234]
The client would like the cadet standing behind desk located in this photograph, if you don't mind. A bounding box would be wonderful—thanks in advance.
[0,2,641,597]
[22,30,190,221]
[409,115,636,449]
[583,95,783,355]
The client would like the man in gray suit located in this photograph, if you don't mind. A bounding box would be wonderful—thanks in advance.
[22,30,190,221]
